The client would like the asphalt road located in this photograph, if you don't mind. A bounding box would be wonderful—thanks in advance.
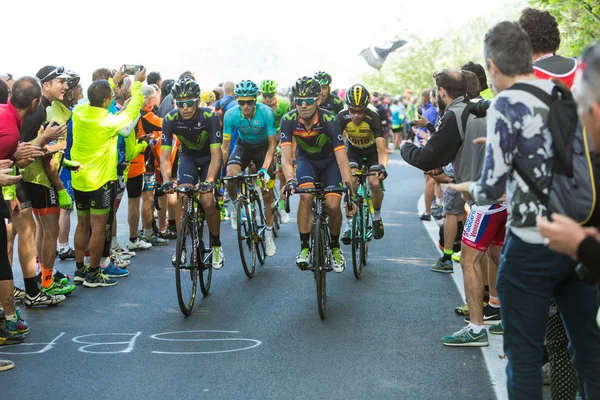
[0,153,496,399]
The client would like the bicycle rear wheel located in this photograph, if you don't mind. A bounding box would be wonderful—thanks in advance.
[351,207,364,279]
[272,203,280,238]
[314,219,327,320]
[363,203,372,266]
[237,199,256,279]
[198,218,212,296]
[254,198,266,265]
[175,214,198,316]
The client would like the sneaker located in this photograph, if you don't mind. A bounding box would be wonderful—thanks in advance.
[172,250,186,266]
[280,209,291,224]
[431,204,442,211]
[212,246,224,270]
[101,263,130,278]
[432,209,445,220]
[112,244,135,259]
[36,270,70,286]
[23,291,65,307]
[110,253,130,268]
[0,326,24,346]
[430,257,453,273]
[454,303,469,316]
[265,237,276,257]
[331,247,346,273]
[220,207,230,221]
[296,248,311,269]
[73,266,89,284]
[373,219,384,239]
[465,305,501,325]
[5,309,29,335]
[158,225,178,240]
[489,321,504,335]
[0,359,15,371]
[83,270,117,288]
[420,213,431,221]
[442,326,489,347]
[141,232,169,246]
[127,237,152,251]
[40,280,76,296]
[57,247,76,260]
[341,228,352,245]
[13,287,25,302]
[231,208,238,230]
[451,251,461,262]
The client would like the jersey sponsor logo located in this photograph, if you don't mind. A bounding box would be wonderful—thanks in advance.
[337,134,342,141]
[216,131,221,138]
[280,132,286,139]
[161,133,166,141]
[283,113,297,121]
[203,111,214,119]
[165,113,178,121]
[322,113,336,123]
[178,131,210,151]
[295,134,331,155]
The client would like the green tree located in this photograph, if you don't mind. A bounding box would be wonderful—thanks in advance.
[529,0,600,57]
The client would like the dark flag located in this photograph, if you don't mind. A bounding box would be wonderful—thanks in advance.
[359,40,407,70]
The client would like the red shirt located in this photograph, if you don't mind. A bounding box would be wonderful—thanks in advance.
[0,100,22,160]
[533,54,577,89]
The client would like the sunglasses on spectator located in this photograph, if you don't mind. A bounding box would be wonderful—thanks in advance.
[295,97,317,106]
[41,66,65,83]
[176,98,198,108]
[349,108,366,115]
[238,99,256,106]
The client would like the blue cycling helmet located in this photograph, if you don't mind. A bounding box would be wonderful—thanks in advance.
[234,80,259,97]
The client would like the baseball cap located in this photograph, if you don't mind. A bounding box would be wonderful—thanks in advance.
[36,65,70,83]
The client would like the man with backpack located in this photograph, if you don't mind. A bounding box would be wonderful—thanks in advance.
[449,22,600,399]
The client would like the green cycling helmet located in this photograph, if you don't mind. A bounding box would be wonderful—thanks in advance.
[260,79,278,95]
[314,71,332,86]
[234,80,259,97]
[292,76,321,98]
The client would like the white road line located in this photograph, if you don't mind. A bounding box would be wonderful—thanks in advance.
[418,195,508,400]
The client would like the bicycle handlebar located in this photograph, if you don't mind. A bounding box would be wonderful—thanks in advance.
[284,184,351,214]
[153,184,219,211]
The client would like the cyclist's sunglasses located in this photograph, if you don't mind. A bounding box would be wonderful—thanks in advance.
[175,98,198,108]
[295,97,317,106]
[262,94,274,99]
[349,108,366,115]
[238,99,256,106]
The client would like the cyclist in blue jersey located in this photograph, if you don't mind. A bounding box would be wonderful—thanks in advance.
[159,79,224,269]
[280,76,356,273]
[222,80,278,257]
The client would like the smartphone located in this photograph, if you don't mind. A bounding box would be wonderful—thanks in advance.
[123,65,144,75]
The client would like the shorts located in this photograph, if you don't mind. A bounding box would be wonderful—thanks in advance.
[391,126,404,134]
[227,141,276,188]
[59,168,74,199]
[462,207,508,251]
[74,181,113,215]
[126,174,143,199]
[143,172,156,192]
[295,155,343,197]
[19,181,60,216]
[443,187,465,215]
[346,144,379,172]
[177,154,217,185]
[115,175,126,201]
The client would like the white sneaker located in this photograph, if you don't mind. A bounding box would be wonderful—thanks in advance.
[127,238,152,251]
[212,246,224,269]
[231,208,237,230]
[265,237,276,256]
[280,209,291,224]
[111,253,130,268]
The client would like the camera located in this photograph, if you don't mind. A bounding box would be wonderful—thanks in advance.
[469,99,491,118]
[123,65,144,75]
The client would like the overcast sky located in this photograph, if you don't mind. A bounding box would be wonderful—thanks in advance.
[4,0,522,91]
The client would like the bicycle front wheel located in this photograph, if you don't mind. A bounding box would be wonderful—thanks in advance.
[237,199,256,279]
[175,214,198,316]
[351,207,364,279]
[198,218,212,296]
[314,219,327,320]
[254,198,266,265]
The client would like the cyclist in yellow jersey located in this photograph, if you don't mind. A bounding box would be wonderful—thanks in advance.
[337,84,388,243]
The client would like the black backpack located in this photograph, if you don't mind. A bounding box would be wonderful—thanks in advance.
[511,83,596,225]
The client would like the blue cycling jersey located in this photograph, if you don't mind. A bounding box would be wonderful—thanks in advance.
[223,103,276,147]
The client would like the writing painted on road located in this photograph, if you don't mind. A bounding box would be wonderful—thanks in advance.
[0,330,262,355]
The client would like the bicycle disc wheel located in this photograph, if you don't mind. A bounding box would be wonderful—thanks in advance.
[314,219,327,320]
[351,208,364,279]
[237,199,256,279]
[254,198,266,265]
[175,214,198,316]
[198,218,212,296]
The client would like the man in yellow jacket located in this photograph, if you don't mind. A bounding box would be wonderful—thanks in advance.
[71,66,146,288]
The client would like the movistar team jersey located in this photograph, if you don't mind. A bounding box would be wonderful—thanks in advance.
[162,107,222,158]
[337,108,383,149]
[320,93,344,115]
[257,96,291,132]
[280,108,345,160]
[223,103,276,147]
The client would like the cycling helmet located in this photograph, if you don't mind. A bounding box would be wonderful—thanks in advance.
[345,84,370,108]
[314,71,332,86]
[234,80,259,97]
[171,78,201,99]
[260,79,278,95]
[66,70,80,91]
[292,76,321,98]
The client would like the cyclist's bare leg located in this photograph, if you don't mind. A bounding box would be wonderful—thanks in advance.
[175,184,194,232]
[226,164,242,202]
[368,175,384,209]
[262,189,274,226]
[201,192,220,238]
[158,196,167,230]
[325,195,343,236]
[298,192,313,234]
[12,209,38,280]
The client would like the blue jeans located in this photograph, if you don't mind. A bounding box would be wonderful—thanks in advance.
[497,231,600,400]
